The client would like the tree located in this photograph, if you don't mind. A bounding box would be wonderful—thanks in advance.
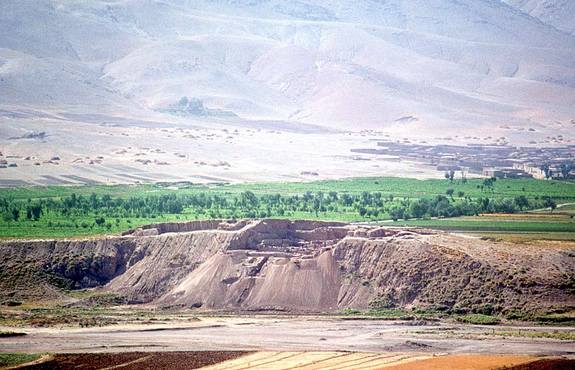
[559,163,573,179]
[434,196,453,217]
[542,197,557,212]
[540,164,552,179]
[89,193,99,208]
[2,211,12,222]
[389,206,405,221]
[495,198,517,214]
[166,199,183,213]
[10,208,19,221]
[26,204,42,221]
[480,197,490,212]
[341,193,353,206]
[513,195,529,211]
[446,188,455,198]
[102,194,112,206]
[95,216,106,227]
[409,199,429,219]
[483,177,496,191]
[240,191,258,210]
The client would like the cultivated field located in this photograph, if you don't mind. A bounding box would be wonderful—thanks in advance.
[4,351,573,370]
[1,177,573,239]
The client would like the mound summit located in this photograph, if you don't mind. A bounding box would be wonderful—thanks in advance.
[1,219,573,314]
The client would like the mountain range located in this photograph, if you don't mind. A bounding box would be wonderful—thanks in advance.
[1,0,574,136]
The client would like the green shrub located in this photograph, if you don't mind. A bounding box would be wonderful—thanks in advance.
[368,294,395,310]
[0,331,26,338]
[457,313,500,325]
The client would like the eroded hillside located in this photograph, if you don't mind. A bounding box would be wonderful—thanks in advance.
[1,220,573,315]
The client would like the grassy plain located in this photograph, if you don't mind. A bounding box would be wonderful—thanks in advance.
[2,177,574,200]
[394,212,575,241]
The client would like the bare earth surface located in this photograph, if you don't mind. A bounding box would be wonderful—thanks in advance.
[9,351,575,370]
[1,317,574,355]
[0,118,441,187]
[2,220,573,315]
[11,351,248,370]
[1,221,574,368]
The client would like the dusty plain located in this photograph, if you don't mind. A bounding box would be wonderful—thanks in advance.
[1,316,574,354]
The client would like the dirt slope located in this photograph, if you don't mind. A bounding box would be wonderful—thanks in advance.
[0,237,138,301]
[1,219,573,314]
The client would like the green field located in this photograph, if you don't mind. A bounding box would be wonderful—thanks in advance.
[395,215,575,233]
[0,177,574,239]
[393,209,575,241]
[2,177,574,200]
[0,353,40,368]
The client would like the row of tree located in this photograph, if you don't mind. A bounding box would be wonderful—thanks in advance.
[0,189,559,224]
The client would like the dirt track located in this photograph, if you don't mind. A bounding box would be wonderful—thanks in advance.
[1,318,574,355]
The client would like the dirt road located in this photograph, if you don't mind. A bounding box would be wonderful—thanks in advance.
[1,317,573,355]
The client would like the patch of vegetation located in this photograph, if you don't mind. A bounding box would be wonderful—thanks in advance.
[71,292,127,307]
[395,217,575,233]
[0,331,26,337]
[491,330,575,341]
[505,309,575,325]
[532,314,575,325]
[1,300,22,307]
[340,307,444,320]
[0,305,199,328]
[340,308,414,320]
[456,314,501,325]
[368,296,396,310]
[0,353,40,368]
[0,177,573,238]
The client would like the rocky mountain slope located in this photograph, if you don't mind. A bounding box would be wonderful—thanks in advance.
[503,0,575,35]
[1,220,573,315]
[1,0,574,135]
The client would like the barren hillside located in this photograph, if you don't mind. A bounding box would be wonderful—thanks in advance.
[1,220,573,315]
[2,0,575,186]
[1,0,574,134]
[503,0,575,35]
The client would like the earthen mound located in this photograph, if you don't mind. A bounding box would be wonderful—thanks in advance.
[1,219,573,314]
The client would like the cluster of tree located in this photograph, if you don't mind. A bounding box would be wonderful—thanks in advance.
[385,194,555,221]
[540,163,574,179]
[0,189,560,224]
[0,193,187,223]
